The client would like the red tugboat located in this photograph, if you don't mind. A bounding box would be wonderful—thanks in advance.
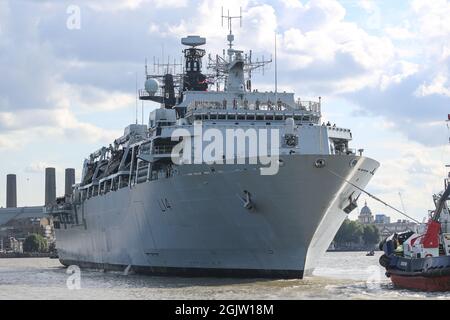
[378,116,450,291]
[379,180,450,291]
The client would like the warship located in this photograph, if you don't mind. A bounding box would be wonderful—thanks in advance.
[49,15,380,278]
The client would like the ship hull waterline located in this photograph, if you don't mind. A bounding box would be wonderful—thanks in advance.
[55,154,379,279]
[390,274,450,292]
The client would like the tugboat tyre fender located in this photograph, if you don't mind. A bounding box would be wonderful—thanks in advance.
[379,254,390,268]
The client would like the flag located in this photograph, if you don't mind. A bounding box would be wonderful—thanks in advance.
[448,114,450,121]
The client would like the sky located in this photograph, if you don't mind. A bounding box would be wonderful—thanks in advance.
[0,0,449,222]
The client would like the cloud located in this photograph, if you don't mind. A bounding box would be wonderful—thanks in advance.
[415,73,450,98]
[412,0,450,39]
[85,0,188,11]
[25,162,55,174]
[0,108,120,151]
[269,0,397,99]
[280,0,303,9]
[384,25,415,40]
[364,139,447,219]
[265,0,450,147]
[339,0,450,146]
[0,1,137,152]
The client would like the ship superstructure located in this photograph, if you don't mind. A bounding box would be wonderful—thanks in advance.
[49,19,379,278]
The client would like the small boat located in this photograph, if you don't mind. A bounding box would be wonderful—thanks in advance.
[366,250,375,256]
[379,181,450,292]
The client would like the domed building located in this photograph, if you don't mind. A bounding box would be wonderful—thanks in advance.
[358,201,374,224]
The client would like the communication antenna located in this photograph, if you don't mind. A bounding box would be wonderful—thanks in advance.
[135,72,138,125]
[274,32,278,97]
[221,7,242,51]
[141,100,144,125]
[398,191,407,215]
[161,43,165,68]
[248,50,252,81]
[446,114,450,144]
[152,55,182,75]
[261,56,264,75]
[445,115,450,182]
[145,58,148,77]
[167,55,170,74]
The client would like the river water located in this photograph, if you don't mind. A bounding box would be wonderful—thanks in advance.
[0,252,449,300]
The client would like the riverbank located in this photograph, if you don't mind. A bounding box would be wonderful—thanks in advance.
[0,252,54,258]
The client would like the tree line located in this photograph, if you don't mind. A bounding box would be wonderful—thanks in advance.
[333,219,380,248]
[23,233,49,253]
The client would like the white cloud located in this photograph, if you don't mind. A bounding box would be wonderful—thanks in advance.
[280,0,303,9]
[25,162,55,174]
[402,0,450,65]
[379,61,419,91]
[367,142,447,219]
[56,84,136,112]
[384,26,415,40]
[153,0,188,8]
[412,0,450,39]
[86,0,187,11]
[0,108,120,151]
[275,0,397,95]
[358,0,376,13]
[415,73,450,97]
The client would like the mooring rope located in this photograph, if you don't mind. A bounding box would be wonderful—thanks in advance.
[326,168,421,224]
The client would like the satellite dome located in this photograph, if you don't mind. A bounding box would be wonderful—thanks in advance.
[145,78,159,96]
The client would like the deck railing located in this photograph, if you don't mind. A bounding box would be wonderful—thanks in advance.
[186,99,321,115]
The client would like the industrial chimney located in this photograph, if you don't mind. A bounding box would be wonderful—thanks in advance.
[6,174,17,208]
[65,168,75,196]
[45,168,56,206]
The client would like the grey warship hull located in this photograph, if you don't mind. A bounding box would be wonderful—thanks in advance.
[56,154,379,278]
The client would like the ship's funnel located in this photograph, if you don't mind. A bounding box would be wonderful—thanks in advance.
[6,174,17,208]
[45,168,56,206]
[65,168,75,196]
